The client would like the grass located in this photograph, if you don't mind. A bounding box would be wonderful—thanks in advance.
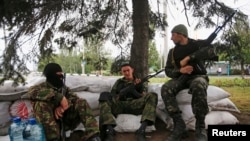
[149,77,250,113]
[221,87,250,113]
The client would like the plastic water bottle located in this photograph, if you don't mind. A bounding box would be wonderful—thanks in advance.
[8,117,24,141]
[23,118,46,141]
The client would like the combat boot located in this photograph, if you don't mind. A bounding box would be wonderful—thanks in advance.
[104,128,115,141]
[88,136,101,141]
[167,113,188,141]
[195,119,207,141]
[136,129,146,141]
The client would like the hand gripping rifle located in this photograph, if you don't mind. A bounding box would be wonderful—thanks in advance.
[59,73,67,141]
[119,69,165,99]
[178,10,237,82]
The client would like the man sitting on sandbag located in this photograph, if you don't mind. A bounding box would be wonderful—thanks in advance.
[161,24,218,141]
[98,62,158,141]
[27,63,101,141]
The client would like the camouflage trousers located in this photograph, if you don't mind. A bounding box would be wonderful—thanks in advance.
[161,75,209,119]
[99,92,158,127]
[32,97,99,141]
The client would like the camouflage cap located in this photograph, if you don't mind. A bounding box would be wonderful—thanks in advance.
[171,24,188,37]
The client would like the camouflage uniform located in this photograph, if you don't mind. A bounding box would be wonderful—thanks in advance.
[28,82,99,141]
[161,38,217,141]
[99,77,158,129]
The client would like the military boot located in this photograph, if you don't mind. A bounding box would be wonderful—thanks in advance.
[195,119,207,141]
[136,129,146,141]
[167,113,188,141]
[88,136,101,141]
[104,128,115,141]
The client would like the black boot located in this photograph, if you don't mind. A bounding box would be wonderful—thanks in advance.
[104,125,115,141]
[136,120,150,141]
[195,118,207,141]
[167,113,188,141]
[136,129,146,141]
[88,136,101,141]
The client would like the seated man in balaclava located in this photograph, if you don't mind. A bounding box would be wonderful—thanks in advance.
[28,63,101,141]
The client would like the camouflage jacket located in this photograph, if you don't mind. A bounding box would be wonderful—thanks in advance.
[110,77,147,101]
[165,38,216,79]
[27,82,77,107]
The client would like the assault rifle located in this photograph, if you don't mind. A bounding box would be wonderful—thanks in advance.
[59,73,67,141]
[119,68,165,100]
[178,10,237,82]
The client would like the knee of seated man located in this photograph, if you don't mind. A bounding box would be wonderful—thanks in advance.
[190,79,207,90]
[146,92,158,100]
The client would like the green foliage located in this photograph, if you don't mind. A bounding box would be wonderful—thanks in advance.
[218,18,250,76]
[38,49,82,74]
[83,37,111,74]
[151,77,250,87]
[222,87,250,112]
[211,78,250,87]
[148,40,160,71]
[0,0,246,85]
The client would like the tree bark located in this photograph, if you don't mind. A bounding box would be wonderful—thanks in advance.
[130,0,149,78]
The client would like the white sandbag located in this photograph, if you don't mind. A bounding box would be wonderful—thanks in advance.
[9,100,34,119]
[0,80,28,93]
[0,121,11,136]
[24,76,45,87]
[208,98,240,113]
[148,84,230,105]
[156,101,240,131]
[176,85,230,105]
[156,102,195,130]
[187,111,239,130]
[114,114,156,133]
[65,76,117,93]
[64,75,88,88]
[156,106,173,130]
[206,111,239,126]
[75,91,100,110]
[0,102,11,125]
[0,91,28,101]
[83,77,117,93]
[148,83,163,101]
[0,134,10,140]
[70,86,89,92]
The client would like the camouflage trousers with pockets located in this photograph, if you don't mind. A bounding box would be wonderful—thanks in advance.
[32,96,99,141]
[161,75,209,119]
[99,92,158,127]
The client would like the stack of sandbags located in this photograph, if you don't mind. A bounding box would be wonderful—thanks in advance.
[0,80,30,136]
[0,75,240,137]
[149,84,240,131]
[64,76,156,133]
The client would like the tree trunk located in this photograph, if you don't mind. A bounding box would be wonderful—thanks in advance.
[130,0,149,78]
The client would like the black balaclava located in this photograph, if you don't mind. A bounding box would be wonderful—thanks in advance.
[43,63,64,88]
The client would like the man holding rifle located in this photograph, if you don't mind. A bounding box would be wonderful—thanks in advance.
[28,63,101,141]
[98,62,158,141]
[161,24,218,141]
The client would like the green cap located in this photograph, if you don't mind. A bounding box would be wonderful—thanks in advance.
[171,24,188,37]
[121,61,131,68]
